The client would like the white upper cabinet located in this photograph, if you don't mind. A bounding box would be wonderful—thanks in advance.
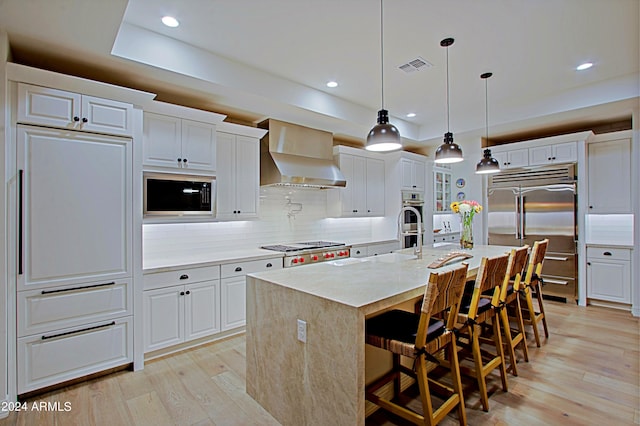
[216,132,259,220]
[401,158,426,191]
[328,148,385,217]
[18,83,133,137]
[143,112,216,172]
[587,136,631,214]
[493,148,529,169]
[529,142,577,166]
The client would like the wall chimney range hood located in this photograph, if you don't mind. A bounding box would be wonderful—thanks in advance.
[258,119,346,188]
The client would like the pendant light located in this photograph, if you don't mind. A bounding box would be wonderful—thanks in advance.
[434,38,463,164]
[475,72,501,174]
[366,0,402,152]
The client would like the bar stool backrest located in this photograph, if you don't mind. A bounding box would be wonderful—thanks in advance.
[500,246,529,302]
[416,263,469,345]
[467,254,509,319]
[523,239,549,286]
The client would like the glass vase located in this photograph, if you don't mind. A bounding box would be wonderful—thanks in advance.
[460,214,474,249]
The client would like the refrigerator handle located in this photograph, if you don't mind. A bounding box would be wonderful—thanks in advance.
[515,194,521,239]
[520,195,526,239]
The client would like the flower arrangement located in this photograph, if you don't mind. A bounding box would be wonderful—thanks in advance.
[450,200,482,249]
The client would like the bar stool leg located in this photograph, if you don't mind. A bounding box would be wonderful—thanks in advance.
[499,307,518,376]
[524,286,542,347]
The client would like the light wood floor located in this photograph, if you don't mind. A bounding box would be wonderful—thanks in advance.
[1,301,638,426]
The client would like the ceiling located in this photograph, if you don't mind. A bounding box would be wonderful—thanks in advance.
[0,0,638,151]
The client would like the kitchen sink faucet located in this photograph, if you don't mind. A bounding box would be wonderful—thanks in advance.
[398,206,423,260]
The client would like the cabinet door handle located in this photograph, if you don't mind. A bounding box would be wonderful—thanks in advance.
[41,281,116,295]
[18,169,24,275]
[235,267,242,272]
[603,251,612,256]
[266,263,272,268]
[42,321,115,340]
[179,274,189,280]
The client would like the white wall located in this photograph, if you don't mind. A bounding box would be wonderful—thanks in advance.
[143,186,390,264]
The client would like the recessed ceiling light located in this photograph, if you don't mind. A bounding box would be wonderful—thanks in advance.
[406,113,416,118]
[162,16,180,28]
[576,62,593,71]
[326,81,338,88]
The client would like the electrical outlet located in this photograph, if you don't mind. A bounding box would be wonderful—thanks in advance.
[297,319,307,343]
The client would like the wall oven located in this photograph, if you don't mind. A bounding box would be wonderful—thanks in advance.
[143,173,216,217]
[401,190,424,249]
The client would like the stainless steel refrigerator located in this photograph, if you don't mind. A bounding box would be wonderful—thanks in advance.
[487,164,577,301]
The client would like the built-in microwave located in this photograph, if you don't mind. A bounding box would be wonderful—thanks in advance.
[143,173,216,217]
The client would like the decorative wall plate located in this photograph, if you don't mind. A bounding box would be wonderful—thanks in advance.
[456,178,465,188]
[457,191,466,201]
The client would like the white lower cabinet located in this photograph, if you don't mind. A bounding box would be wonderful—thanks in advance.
[221,276,247,330]
[220,258,283,331]
[351,242,400,258]
[587,247,631,304]
[142,257,281,353]
[143,280,220,352]
[17,317,132,394]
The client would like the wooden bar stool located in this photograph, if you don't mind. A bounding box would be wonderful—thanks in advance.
[498,246,530,376]
[520,239,550,347]
[455,254,510,412]
[365,263,469,426]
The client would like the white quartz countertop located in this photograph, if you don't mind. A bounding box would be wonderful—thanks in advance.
[248,245,515,316]
[143,248,284,273]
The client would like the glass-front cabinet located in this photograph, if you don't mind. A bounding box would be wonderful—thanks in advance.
[433,167,452,212]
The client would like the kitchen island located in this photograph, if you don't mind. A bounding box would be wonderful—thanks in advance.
[245,245,514,425]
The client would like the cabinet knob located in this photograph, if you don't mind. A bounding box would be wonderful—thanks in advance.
[82,117,88,123]
[587,262,591,266]
[548,157,552,161]
[180,291,185,296]
[183,158,188,163]
[177,158,182,163]
[235,266,242,272]
[589,206,593,209]
[603,251,612,256]
[185,290,191,295]
[73,116,80,122]
[237,210,241,214]
[179,274,189,280]
[266,263,272,268]
[552,156,556,160]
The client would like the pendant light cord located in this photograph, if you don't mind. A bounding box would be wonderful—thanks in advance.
[485,76,489,143]
[380,0,385,109]
[446,46,450,133]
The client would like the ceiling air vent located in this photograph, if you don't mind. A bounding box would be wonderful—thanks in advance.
[398,57,432,73]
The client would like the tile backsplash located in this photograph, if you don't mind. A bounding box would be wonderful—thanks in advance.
[143,186,390,259]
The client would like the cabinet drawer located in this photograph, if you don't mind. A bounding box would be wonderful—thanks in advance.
[221,257,282,278]
[144,264,220,290]
[18,316,132,394]
[586,247,631,261]
[18,279,132,337]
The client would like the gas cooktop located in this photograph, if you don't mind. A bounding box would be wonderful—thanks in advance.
[261,241,345,252]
